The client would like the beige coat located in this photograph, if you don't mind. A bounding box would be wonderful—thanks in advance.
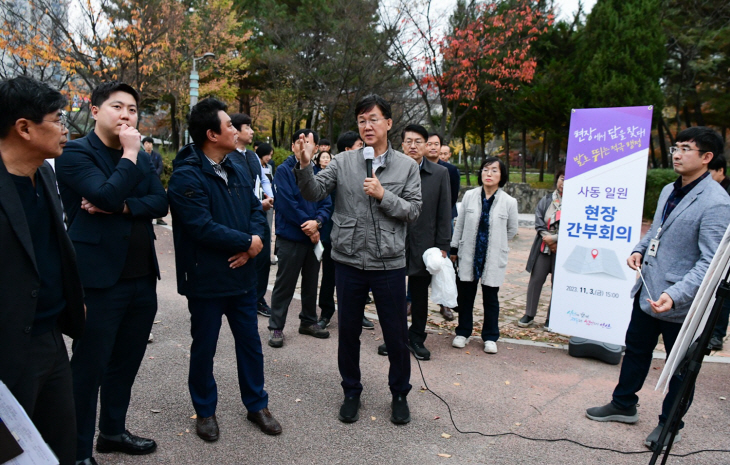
[451,187,519,287]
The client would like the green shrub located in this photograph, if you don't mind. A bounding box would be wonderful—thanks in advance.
[273,147,291,167]
[159,149,176,189]
[644,169,677,219]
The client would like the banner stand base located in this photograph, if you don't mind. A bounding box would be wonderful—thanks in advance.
[568,337,624,365]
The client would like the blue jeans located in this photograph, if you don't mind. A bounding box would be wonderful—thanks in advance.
[188,291,268,417]
[612,296,692,428]
[335,262,411,397]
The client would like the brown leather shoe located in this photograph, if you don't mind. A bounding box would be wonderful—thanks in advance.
[440,305,455,321]
[196,414,219,442]
[246,408,282,435]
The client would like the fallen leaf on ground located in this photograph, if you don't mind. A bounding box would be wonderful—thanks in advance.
[190,414,197,419]
[454,383,461,386]
[185,429,189,433]
[505,381,510,385]
[514,422,521,426]
[465,351,470,355]
[295,398,301,403]
[371,416,376,421]
[154,320,161,324]
[433,416,440,420]
[437,453,451,458]
[177,432,184,436]
[441,433,451,439]
[150,409,161,413]
[721,397,727,401]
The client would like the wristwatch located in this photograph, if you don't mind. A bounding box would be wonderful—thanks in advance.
[316,219,322,229]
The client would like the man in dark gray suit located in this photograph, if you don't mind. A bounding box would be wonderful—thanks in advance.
[0,76,85,465]
[377,124,451,360]
[586,127,730,449]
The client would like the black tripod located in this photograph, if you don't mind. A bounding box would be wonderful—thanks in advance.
[648,266,730,464]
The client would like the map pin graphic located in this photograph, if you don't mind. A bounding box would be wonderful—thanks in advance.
[591,249,599,259]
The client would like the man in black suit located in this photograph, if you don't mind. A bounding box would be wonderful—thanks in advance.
[0,76,85,465]
[378,124,451,360]
[55,81,168,465]
[427,132,460,321]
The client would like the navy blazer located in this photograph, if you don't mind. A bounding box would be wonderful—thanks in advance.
[55,131,169,289]
[0,159,85,388]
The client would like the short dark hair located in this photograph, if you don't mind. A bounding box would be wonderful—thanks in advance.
[478,156,508,187]
[676,126,724,163]
[555,165,566,180]
[142,136,154,145]
[401,124,428,143]
[428,132,443,145]
[0,76,67,138]
[355,94,392,120]
[91,81,140,107]
[709,153,727,174]
[256,142,273,158]
[230,113,252,131]
[188,98,227,148]
[319,138,330,147]
[336,131,362,152]
[291,128,319,144]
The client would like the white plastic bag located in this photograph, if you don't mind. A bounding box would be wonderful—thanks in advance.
[422,247,458,308]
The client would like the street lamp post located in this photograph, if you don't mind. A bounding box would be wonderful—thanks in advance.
[185,52,215,144]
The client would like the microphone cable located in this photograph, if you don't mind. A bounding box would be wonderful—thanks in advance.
[365,165,730,459]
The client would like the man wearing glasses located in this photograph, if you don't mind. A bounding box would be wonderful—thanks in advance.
[586,127,730,449]
[0,77,85,465]
[292,95,422,425]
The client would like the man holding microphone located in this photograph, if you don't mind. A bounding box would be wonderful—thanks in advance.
[293,95,422,425]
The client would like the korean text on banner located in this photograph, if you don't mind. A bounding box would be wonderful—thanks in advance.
[550,106,653,346]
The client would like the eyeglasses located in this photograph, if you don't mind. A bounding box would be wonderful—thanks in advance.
[357,118,387,128]
[43,113,68,128]
[403,139,425,147]
[426,142,440,148]
[481,168,500,175]
[669,145,706,156]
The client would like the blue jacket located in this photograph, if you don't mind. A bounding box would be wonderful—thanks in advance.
[168,144,267,298]
[273,155,332,244]
[55,131,168,289]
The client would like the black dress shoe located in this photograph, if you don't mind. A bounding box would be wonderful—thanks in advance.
[77,458,99,465]
[710,336,724,350]
[196,414,219,442]
[377,343,388,356]
[247,408,282,435]
[407,339,431,360]
[317,317,331,329]
[338,395,361,423]
[299,324,330,339]
[391,394,411,424]
[96,430,157,455]
[362,316,375,330]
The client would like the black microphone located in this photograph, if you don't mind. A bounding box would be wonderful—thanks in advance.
[363,146,374,178]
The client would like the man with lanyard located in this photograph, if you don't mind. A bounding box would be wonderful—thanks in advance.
[229,113,274,318]
[586,127,730,449]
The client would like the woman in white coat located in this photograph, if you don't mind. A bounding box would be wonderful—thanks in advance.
[450,157,519,354]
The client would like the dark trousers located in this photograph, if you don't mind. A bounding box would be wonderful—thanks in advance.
[454,278,500,341]
[319,241,337,320]
[188,291,267,417]
[408,275,432,343]
[71,275,157,460]
[255,219,272,305]
[525,252,556,318]
[335,262,411,397]
[11,328,76,465]
[268,237,320,330]
[612,296,692,428]
[712,298,730,340]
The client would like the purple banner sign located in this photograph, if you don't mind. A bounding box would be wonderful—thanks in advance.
[566,106,653,180]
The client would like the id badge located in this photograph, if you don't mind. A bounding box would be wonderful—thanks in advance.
[647,238,660,257]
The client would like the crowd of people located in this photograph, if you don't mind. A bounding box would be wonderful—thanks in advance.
[1,75,729,464]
